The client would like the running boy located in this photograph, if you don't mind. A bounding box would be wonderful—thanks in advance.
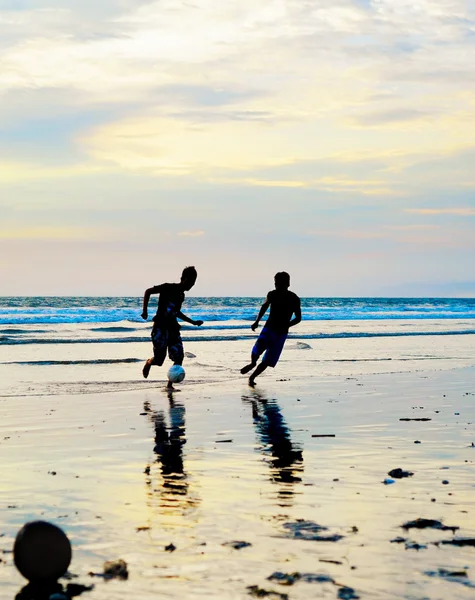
[141,266,203,388]
[241,272,301,386]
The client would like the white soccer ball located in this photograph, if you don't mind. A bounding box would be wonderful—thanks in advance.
[167,364,185,383]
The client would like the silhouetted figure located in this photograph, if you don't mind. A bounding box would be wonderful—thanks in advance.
[241,272,301,385]
[141,266,203,389]
[243,391,303,505]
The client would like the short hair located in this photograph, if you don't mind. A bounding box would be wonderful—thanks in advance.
[274,271,290,288]
[181,266,197,281]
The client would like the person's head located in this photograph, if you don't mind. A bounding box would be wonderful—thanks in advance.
[274,271,290,290]
[180,266,197,291]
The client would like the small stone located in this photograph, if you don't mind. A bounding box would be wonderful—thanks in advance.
[103,559,128,579]
[223,540,251,550]
[388,468,414,479]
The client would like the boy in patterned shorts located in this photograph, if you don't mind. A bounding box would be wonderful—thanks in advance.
[141,266,203,388]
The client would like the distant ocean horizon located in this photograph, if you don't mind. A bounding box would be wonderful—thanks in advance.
[1,296,475,326]
[1,296,474,397]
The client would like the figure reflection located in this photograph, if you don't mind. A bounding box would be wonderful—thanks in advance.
[143,392,199,515]
[242,391,303,506]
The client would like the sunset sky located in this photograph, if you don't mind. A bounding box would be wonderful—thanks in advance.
[1,0,474,296]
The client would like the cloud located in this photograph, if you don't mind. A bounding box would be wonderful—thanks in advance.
[178,230,205,237]
[0,226,96,240]
[405,208,475,216]
[353,108,441,126]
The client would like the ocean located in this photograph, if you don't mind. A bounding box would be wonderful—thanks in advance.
[1,296,474,398]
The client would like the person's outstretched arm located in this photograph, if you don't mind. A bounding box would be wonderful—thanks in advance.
[141,285,161,320]
[251,295,270,331]
[177,310,203,326]
[289,297,302,328]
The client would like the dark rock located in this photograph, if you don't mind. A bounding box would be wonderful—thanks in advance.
[440,538,475,547]
[281,520,343,542]
[103,559,128,580]
[337,586,360,599]
[223,541,251,550]
[247,585,289,599]
[425,568,475,589]
[267,572,334,585]
[401,518,459,533]
[405,541,427,551]
[388,468,414,479]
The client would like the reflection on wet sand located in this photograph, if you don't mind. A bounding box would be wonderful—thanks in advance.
[143,392,200,516]
[243,391,303,506]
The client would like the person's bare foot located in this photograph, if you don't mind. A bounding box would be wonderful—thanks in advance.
[241,362,256,375]
[166,381,181,392]
[142,360,152,379]
[248,377,256,387]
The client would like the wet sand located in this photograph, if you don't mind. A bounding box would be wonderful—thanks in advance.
[1,339,475,599]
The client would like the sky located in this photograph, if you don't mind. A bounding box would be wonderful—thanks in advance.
[0,0,474,297]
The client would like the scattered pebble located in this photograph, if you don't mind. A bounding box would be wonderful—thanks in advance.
[223,541,252,550]
[102,559,128,580]
[268,572,334,585]
[388,468,414,479]
[401,518,459,533]
[281,520,344,542]
[337,586,360,599]
[165,543,176,552]
[247,585,288,599]
[405,541,427,551]
[425,568,475,589]
[440,538,475,547]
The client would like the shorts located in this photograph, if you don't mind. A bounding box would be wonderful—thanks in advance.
[151,325,184,366]
[251,326,287,368]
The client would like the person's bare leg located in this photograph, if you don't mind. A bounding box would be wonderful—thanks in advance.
[249,362,269,386]
[143,357,154,379]
[241,360,256,375]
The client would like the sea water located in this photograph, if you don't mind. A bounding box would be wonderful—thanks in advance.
[1,296,474,397]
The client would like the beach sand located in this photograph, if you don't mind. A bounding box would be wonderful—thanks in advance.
[1,334,475,599]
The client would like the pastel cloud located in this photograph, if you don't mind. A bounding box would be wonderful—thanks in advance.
[405,208,475,216]
[178,231,205,237]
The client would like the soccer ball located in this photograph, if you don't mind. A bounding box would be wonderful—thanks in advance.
[167,364,185,383]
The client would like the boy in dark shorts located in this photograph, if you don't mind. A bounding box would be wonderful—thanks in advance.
[241,272,301,386]
[141,266,203,388]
